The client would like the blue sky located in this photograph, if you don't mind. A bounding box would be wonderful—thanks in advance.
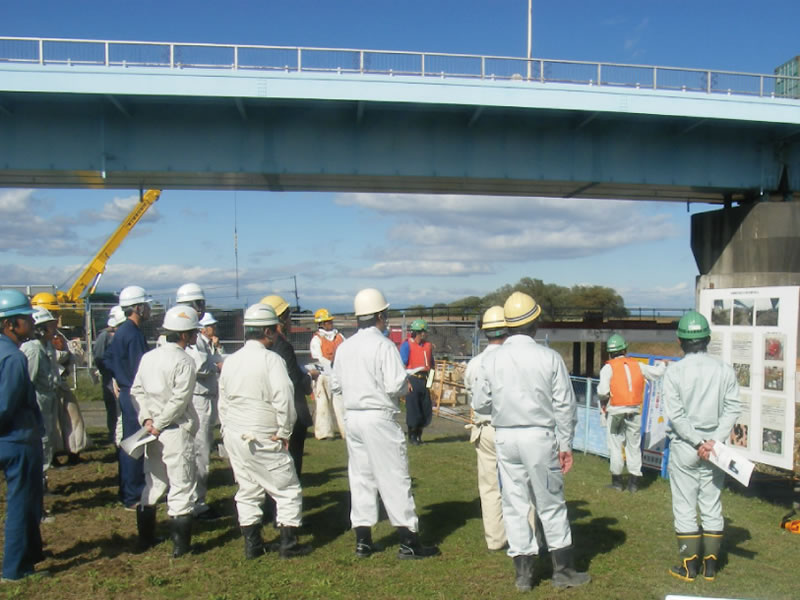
[2,1,798,312]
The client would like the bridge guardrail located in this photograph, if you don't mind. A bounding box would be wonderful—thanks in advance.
[1,36,798,100]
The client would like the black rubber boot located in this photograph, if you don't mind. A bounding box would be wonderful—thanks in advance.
[136,505,159,551]
[702,530,723,581]
[627,475,641,493]
[354,526,374,558]
[551,545,591,588]
[416,427,424,445]
[396,527,440,559]
[170,514,193,558]
[608,474,624,491]
[669,531,702,581]
[513,554,535,592]
[278,526,312,558]
[241,524,266,560]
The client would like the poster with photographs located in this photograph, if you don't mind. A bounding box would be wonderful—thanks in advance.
[699,286,798,471]
[729,394,751,449]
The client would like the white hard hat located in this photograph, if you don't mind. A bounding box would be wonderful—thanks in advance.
[199,312,218,327]
[176,282,205,303]
[244,303,279,327]
[162,306,199,332]
[354,288,390,317]
[107,305,126,328]
[32,307,57,326]
[119,285,152,308]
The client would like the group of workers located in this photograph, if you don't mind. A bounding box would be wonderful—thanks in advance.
[0,283,740,591]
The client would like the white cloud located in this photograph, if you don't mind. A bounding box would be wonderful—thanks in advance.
[353,260,493,278]
[0,189,87,256]
[82,194,161,223]
[337,192,677,270]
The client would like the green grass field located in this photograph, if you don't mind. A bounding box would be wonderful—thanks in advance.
[2,418,797,600]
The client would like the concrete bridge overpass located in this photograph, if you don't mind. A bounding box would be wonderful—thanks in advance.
[2,36,800,291]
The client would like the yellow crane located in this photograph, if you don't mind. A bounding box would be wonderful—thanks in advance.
[31,189,161,326]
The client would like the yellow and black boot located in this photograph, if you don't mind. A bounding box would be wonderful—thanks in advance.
[669,531,702,581]
[702,530,723,581]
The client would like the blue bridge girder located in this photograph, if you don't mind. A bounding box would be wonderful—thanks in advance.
[2,58,800,202]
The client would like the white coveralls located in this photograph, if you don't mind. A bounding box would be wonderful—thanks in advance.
[663,352,739,533]
[478,334,577,557]
[21,339,60,471]
[333,326,418,531]
[130,343,198,517]
[597,359,665,477]
[218,339,302,527]
[185,332,224,511]
[309,329,346,439]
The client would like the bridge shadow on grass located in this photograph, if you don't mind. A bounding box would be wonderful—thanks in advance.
[301,466,348,490]
[419,434,469,445]
[303,489,352,547]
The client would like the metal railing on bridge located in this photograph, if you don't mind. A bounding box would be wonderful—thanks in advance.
[1,36,799,100]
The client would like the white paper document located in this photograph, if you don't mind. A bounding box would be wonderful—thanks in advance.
[120,426,157,459]
[707,443,755,487]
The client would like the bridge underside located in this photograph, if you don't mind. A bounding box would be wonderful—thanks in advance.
[1,90,797,202]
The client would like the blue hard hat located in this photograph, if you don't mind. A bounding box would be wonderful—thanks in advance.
[0,290,36,319]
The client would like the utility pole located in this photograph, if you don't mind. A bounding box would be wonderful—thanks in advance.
[526,0,532,80]
[292,274,299,312]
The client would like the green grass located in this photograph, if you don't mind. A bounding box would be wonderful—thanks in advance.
[2,421,797,600]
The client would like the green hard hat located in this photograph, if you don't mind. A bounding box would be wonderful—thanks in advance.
[676,310,711,339]
[606,334,627,353]
[410,318,427,332]
[0,290,35,319]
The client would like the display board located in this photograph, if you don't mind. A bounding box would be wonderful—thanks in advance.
[632,354,679,472]
[699,286,799,471]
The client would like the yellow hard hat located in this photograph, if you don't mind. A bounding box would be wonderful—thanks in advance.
[31,292,60,312]
[314,308,333,323]
[260,294,289,317]
[481,306,507,330]
[503,291,541,328]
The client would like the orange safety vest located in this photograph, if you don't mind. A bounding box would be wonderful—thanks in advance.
[607,356,645,407]
[314,331,344,362]
[407,339,433,372]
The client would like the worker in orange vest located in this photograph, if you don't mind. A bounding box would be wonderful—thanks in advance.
[309,308,346,440]
[399,319,433,445]
[597,334,665,492]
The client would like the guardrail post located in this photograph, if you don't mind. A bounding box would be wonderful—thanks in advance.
[39,39,43,65]
[539,60,544,83]
[481,56,485,79]
[234,46,238,70]
[104,42,109,67]
[297,47,302,72]
[584,377,591,455]
[707,70,711,93]
[653,66,657,89]
[169,44,174,68]
[597,63,602,86]
[359,50,364,74]
[759,75,763,97]
[421,53,425,77]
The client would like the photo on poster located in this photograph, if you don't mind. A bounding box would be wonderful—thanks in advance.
[760,396,785,455]
[764,366,784,391]
[762,428,783,455]
[755,297,780,326]
[712,299,732,326]
[729,394,750,449]
[764,334,785,362]
[732,299,754,326]
[733,362,750,388]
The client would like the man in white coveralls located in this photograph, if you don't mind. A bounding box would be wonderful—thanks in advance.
[478,291,590,592]
[333,288,440,560]
[664,310,739,583]
[218,303,310,559]
[131,306,199,558]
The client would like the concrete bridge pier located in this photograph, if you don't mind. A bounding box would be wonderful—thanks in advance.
[691,201,800,296]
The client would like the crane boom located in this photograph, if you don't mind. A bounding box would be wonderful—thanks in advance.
[59,189,161,303]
